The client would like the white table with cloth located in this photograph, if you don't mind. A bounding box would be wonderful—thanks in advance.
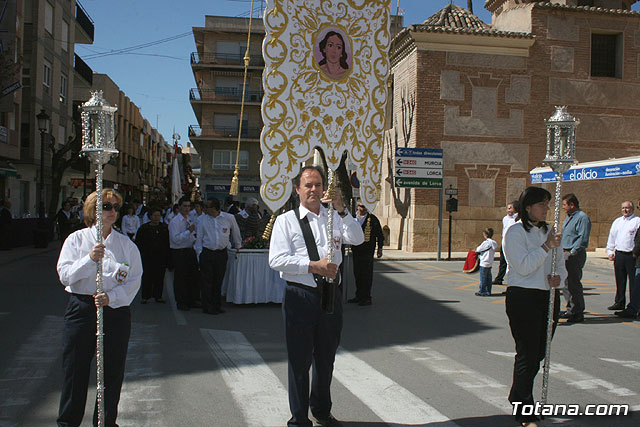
[221,248,287,304]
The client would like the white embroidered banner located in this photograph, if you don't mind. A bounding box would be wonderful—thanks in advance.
[260,0,391,212]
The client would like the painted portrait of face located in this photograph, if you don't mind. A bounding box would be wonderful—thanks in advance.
[315,28,352,80]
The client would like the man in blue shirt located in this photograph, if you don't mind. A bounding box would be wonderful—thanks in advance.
[560,193,591,323]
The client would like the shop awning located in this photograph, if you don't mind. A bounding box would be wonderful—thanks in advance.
[0,161,17,177]
[530,156,640,184]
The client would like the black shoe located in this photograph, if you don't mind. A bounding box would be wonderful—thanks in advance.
[566,314,584,323]
[608,303,625,310]
[358,298,372,306]
[203,309,218,315]
[155,298,166,303]
[347,297,360,304]
[141,298,148,304]
[313,413,343,427]
[559,311,571,319]
[215,307,226,314]
[190,301,202,309]
[492,281,503,286]
[614,309,637,318]
[177,303,190,311]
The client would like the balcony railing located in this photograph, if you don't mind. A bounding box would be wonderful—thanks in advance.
[75,1,95,41]
[74,54,93,85]
[188,125,261,139]
[190,52,265,67]
[189,88,263,102]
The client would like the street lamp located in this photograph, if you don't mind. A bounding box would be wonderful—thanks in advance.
[80,91,118,427]
[540,106,579,404]
[35,109,50,248]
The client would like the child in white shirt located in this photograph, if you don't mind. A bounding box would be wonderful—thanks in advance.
[475,227,498,296]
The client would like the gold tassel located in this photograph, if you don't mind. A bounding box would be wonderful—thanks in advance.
[364,217,371,242]
[229,168,239,196]
[262,212,276,240]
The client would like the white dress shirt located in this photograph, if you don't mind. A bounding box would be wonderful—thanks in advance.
[164,210,176,224]
[121,214,140,235]
[503,222,567,291]
[57,226,142,308]
[606,215,640,255]
[476,238,498,268]
[169,213,196,249]
[269,205,365,288]
[502,213,518,238]
[194,212,242,258]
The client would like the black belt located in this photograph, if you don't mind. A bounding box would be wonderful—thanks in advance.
[172,247,194,251]
[286,281,320,293]
[203,247,226,253]
[616,250,633,255]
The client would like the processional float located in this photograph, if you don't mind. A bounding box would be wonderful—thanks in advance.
[258,0,392,309]
[540,106,579,404]
[79,91,118,427]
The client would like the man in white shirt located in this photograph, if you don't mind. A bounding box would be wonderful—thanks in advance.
[195,198,242,314]
[269,165,364,427]
[169,196,201,311]
[606,200,640,310]
[493,201,519,286]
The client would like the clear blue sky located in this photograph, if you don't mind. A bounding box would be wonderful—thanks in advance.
[76,0,639,147]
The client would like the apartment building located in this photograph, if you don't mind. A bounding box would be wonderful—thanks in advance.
[189,16,265,205]
[384,0,640,251]
[74,73,172,204]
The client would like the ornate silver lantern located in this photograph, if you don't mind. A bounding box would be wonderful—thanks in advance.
[79,91,118,427]
[541,106,578,404]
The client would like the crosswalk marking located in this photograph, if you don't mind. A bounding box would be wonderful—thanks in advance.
[600,357,640,370]
[200,329,290,427]
[0,315,63,426]
[333,348,459,426]
[118,323,165,426]
[396,345,512,413]
[489,350,640,410]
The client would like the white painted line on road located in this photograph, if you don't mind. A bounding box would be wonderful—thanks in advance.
[396,346,511,413]
[0,315,63,425]
[164,269,187,326]
[489,350,640,409]
[118,323,165,426]
[334,348,459,426]
[200,329,289,427]
[600,357,640,370]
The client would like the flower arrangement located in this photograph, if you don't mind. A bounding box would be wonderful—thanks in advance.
[241,235,269,249]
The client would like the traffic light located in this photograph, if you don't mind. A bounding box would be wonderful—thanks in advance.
[446,197,458,213]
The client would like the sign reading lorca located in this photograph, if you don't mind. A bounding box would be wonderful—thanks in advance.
[394,147,443,188]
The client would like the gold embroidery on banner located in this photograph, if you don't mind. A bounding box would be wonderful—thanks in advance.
[261,0,390,212]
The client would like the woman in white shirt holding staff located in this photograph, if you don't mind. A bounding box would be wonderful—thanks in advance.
[503,186,565,427]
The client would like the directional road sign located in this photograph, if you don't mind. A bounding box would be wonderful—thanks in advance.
[394,147,443,188]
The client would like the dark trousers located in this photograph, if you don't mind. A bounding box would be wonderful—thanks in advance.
[352,251,374,300]
[57,294,131,427]
[494,247,507,284]
[283,282,343,427]
[614,251,636,306]
[626,268,640,313]
[141,260,166,300]
[171,248,200,306]
[564,249,586,315]
[199,248,228,311]
[505,286,559,423]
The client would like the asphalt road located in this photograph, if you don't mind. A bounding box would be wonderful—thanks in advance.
[0,247,638,427]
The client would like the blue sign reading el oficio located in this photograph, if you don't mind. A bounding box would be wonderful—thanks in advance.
[530,161,640,184]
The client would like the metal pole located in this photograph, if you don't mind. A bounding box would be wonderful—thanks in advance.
[541,173,562,405]
[95,161,105,426]
[39,131,45,220]
[437,187,443,261]
[448,213,452,261]
[325,168,336,314]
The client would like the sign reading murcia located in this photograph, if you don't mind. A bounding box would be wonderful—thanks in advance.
[260,0,391,212]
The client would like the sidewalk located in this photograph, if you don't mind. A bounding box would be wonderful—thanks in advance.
[0,241,62,266]
[379,247,612,265]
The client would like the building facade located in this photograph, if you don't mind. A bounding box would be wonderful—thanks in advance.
[383,0,640,251]
[190,16,265,206]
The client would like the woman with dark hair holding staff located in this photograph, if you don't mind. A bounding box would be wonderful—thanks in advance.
[56,188,142,427]
[502,187,565,427]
